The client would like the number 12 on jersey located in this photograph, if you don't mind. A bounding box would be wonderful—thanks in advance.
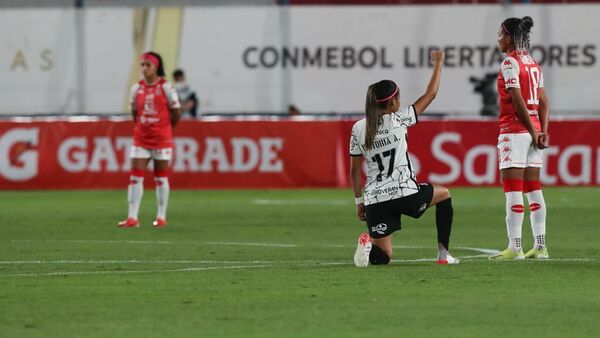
[525,66,540,105]
[372,149,396,182]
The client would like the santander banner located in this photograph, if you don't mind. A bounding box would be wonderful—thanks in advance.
[0,119,598,189]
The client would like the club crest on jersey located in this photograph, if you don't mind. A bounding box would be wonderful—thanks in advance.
[372,223,388,235]
[155,87,162,95]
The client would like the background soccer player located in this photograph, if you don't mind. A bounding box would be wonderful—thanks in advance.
[118,52,181,228]
[489,17,550,260]
[350,51,459,267]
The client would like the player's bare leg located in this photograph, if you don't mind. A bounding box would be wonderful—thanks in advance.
[490,168,526,260]
[523,167,548,258]
[153,159,170,227]
[119,158,150,227]
[429,184,459,264]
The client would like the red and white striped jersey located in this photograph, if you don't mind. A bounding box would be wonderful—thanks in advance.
[497,50,544,134]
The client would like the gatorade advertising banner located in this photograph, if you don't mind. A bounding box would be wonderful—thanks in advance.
[1,118,599,189]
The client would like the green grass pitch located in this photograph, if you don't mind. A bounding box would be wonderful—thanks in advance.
[1,188,599,338]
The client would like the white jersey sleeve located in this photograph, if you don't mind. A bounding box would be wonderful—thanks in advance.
[162,81,182,109]
[129,83,140,109]
[501,57,520,89]
[349,121,364,156]
[538,71,544,88]
[392,105,417,128]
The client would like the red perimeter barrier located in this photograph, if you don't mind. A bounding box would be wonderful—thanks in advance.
[0,118,598,189]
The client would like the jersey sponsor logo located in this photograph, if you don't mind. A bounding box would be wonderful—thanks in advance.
[507,78,518,84]
[502,156,511,163]
[503,59,512,66]
[511,204,525,213]
[502,146,511,153]
[369,186,400,196]
[418,203,427,212]
[502,136,510,142]
[372,223,388,235]
[350,134,359,154]
[529,203,541,212]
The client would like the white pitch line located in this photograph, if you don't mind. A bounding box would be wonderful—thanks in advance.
[0,259,344,265]
[5,240,494,254]
[7,240,599,261]
[203,241,298,248]
[252,199,350,206]
[10,239,176,245]
[541,258,598,262]
[8,239,299,247]
[2,256,597,278]
[455,247,501,255]
[2,256,593,268]
[0,265,273,278]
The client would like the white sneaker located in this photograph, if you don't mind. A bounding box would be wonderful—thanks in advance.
[353,232,372,268]
[436,253,460,265]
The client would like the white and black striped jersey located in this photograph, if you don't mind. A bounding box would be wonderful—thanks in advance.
[349,105,419,205]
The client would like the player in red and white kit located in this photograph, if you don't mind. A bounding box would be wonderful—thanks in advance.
[489,17,550,260]
[118,52,181,228]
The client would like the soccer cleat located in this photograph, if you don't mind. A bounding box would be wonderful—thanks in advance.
[118,218,139,228]
[524,247,549,259]
[488,248,525,261]
[436,253,460,265]
[152,218,167,228]
[353,232,372,268]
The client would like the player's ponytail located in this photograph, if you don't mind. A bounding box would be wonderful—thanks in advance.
[364,85,379,150]
[519,16,534,34]
[364,80,399,150]
[502,16,534,51]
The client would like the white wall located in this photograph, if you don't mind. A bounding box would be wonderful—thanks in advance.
[1,5,599,115]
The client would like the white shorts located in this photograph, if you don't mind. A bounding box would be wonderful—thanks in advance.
[497,133,543,170]
[130,146,172,161]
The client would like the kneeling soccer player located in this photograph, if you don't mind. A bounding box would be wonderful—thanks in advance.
[349,51,459,267]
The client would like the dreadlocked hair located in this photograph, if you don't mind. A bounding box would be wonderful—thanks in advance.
[502,16,534,52]
[364,80,398,150]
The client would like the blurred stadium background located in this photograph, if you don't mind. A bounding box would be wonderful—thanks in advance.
[1,1,599,338]
[1,0,599,189]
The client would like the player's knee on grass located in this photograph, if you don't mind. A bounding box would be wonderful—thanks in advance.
[369,244,391,265]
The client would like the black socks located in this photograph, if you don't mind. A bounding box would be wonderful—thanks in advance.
[435,198,453,250]
[369,244,390,265]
